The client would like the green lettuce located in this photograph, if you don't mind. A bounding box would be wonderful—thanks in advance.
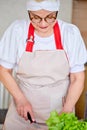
[46,111,87,130]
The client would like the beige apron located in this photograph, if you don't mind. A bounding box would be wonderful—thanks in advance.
[3,22,70,130]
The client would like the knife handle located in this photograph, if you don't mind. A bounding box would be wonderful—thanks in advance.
[27,112,33,123]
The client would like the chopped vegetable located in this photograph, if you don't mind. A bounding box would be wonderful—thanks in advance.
[46,110,87,130]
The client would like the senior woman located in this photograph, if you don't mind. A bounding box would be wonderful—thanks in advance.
[0,0,87,130]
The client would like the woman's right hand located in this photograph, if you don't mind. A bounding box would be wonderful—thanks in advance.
[14,95,35,121]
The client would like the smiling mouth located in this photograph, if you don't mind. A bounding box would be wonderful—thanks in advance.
[39,26,48,29]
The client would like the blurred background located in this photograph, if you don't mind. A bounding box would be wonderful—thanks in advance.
[0,0,87,123]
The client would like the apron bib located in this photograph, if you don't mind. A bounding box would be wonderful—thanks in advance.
[3,22,70,130]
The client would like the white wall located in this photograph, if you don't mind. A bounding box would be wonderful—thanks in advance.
[0,0,73,38]
[59,0,73,22]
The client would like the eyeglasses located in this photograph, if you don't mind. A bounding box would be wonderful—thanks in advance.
[29,11,58,23]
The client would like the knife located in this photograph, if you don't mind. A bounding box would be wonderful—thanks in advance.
[27,112,46,128]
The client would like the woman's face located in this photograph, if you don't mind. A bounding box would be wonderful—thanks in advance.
[28,10,58,36]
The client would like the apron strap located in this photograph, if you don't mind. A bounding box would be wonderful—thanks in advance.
[54,22,63,49]
[26,22,63,52]
[26,23,34,52]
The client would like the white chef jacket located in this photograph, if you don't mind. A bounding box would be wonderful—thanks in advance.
[0,19,87,73]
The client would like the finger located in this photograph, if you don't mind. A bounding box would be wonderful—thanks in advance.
[20,107,24,117]
[17,107,24,117]
[16,107,21,116]
[23,110,28,120]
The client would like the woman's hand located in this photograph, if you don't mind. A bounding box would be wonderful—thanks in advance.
[14,95,35,121]
[60,107,74,114]
[58,96,74,115]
